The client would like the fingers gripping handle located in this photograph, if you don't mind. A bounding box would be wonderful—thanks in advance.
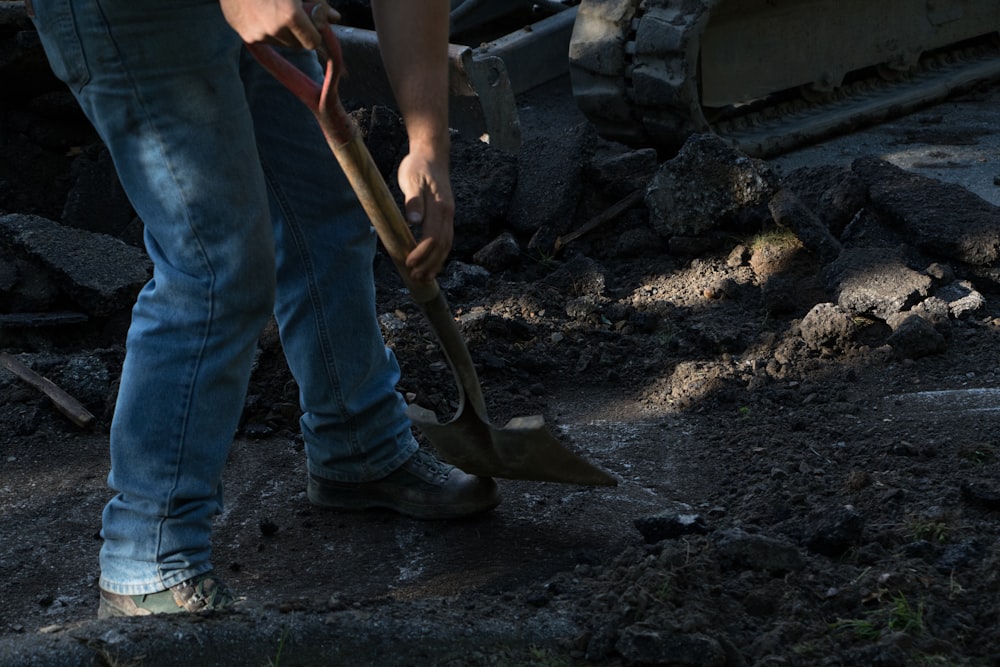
[334,137,442,304]
[246,20,441,304]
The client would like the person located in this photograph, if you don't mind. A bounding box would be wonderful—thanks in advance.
[27,0,500,618]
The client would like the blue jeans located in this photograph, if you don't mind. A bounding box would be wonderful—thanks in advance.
[31,0,417,595]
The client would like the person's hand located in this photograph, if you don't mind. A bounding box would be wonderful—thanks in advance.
[397,146,454,284]
[220,0,339,50]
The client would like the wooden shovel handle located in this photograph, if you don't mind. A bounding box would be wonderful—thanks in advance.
[325,125,441,304]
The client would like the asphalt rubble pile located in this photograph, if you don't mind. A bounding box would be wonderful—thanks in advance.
[5,3,1000,665]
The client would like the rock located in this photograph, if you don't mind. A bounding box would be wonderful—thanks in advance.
[450,136,518,258]
[907,294,954,339]
[798,303,857,354]
[805,506,865,557]
[0,246,60,312]
[838,207,906,249]
[507,122,593,237]
[613,224,663,259]
[712,528,804,572]
[727,244,751,268]
[53,350,118,411]
[960,480,1000,510]
[910,296,952,322]
[633,503,709,544]
[768,187,842,262]
[0,213,150,316]
[935,280,986,319]
[924,262,955,283]
[747,229,806,283]
[852,157,1000,266]
[781,164,867,237]
[934,538,983,573]
[823,248,933,320]
[616,625,726,667]
[439,261,489,297]
[60,147,133,237]
[472,232,521,272]
[885,314,947,360]
[585,146,658,200]
[646,133,779,238]
[566,295,602,323]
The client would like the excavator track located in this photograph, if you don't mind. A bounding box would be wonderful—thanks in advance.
[569,0,1000,157]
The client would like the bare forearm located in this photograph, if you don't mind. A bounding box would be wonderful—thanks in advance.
[370,0,451,158]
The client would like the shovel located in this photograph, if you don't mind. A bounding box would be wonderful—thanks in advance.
[247,19,616,486]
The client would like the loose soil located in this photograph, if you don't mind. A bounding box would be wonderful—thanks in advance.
[3,71,1000,666]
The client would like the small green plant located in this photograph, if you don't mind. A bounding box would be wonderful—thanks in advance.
[653,574,673,602]
[948,571,965,600]
[737,406,751,418]
[654,327,676,347]
[911,518,949,544]
[960,445,994,464]
[887,593,924,636]
[790,641,821,658]
[748,227,800,252]
[266,629,291,667]
[829,617,880,640]
[830,592,925,642]
[528,248,559,269]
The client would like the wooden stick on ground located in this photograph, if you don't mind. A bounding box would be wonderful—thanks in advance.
[553,188,645,254]
[0,352,95,428]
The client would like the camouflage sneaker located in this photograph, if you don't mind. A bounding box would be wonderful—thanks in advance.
[307,448,500,519]
[98,572,239,618]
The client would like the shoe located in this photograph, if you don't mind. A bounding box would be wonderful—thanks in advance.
[307,448,500,519]
[98,572,239,618]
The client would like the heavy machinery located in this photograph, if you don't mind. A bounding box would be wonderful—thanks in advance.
[336,1,1000,156]
[569,0,1000,156]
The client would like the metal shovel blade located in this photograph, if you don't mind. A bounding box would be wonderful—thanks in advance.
[408,290,617,486]
[410,405,618,485]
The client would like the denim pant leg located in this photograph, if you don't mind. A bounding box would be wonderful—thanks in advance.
[240,51,417,483]
[32,0,276,594]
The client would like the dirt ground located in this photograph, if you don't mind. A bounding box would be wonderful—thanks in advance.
[4,59,1000,666]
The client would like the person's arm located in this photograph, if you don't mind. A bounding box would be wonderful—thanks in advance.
[220,0,338,50]
[371,0,454,284]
